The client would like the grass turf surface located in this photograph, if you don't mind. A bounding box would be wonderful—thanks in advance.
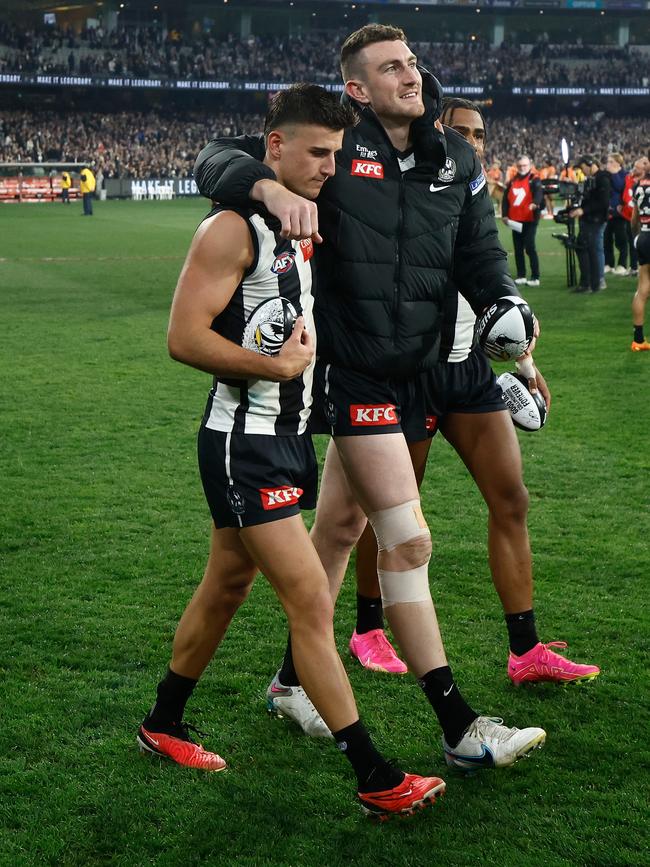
[1,199,649,866]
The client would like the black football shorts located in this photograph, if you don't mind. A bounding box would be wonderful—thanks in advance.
[419,347,507,439]
[309,358,427,440]
[635,230,650,266]
[198,426,318,528]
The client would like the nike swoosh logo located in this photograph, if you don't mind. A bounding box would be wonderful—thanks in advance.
[449,744,494,765]
[147,736,160,746]
[371,787,413,802]
[271,683,288,694]
[443,685,454,697]
[429,184,451,193]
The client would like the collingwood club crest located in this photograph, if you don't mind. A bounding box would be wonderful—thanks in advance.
[438,157,456,183]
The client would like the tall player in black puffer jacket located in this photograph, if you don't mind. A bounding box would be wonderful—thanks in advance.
[193,24,546,772]
[196,82,514,381]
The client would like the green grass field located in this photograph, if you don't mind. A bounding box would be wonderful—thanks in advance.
[1,199,649,867]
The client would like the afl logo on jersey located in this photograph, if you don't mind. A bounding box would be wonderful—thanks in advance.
[271,252,296,275]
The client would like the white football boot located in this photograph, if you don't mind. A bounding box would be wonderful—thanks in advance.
[442,716,546,770]
[266,671,332,738]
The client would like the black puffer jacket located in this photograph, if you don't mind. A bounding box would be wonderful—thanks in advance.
[194,73,517,379]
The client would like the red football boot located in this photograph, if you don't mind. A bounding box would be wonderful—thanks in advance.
[137,721,226,771]
[358,773,446,821]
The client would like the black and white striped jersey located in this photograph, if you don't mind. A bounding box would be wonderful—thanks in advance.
[438,287,476,364]
[634,177,650,231]
[202,207,316,436]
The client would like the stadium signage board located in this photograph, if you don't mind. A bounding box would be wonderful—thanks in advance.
[0,74,646,98]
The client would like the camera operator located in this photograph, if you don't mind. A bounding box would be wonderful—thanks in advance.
[502,155,544,287]
[569,155,611,294]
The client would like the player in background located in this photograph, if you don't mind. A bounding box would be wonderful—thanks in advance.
[620,157,650,279]
[349,97,600,688]
[630,160,650,351]
[138,85,446,820]
[502,155,544,287]
[604,153,630,276]
[487,160,504,212]
[194,25,547,771]
[538,158,557,219]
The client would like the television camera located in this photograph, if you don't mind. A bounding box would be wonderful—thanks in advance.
[548,143,583,287]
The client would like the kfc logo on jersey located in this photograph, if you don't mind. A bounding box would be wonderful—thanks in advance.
[271,252,296,274]
[350,404,398,426]
[299,238,313,261]
[260,485,303,510]
[351,159,384,179]
[356,144,378,160]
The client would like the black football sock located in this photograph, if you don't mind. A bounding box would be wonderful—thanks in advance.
[505,609,540,657]
[634,325,644,343]
[419,666,478,749]
[145,667,197,727]
[333,719,404,793]
[355,593,384,634]
[278,635,301,687]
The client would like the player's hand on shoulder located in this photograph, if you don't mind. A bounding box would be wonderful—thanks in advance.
[251,179,322,243]
[273,316,314,381]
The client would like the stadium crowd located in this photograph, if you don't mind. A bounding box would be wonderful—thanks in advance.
[1,22,650,87]
[0,110,259,180]
[1,108,648,181]
[483,115,650,172]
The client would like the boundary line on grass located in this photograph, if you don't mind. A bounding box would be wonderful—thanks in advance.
[0,255,185,263]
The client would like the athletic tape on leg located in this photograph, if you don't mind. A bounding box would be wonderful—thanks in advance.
[367,500,429,552]
[378,564,431,608]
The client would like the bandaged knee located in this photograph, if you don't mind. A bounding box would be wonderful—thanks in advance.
[367,500,429,552]
[377,564,431,608]
[367,500,431,607]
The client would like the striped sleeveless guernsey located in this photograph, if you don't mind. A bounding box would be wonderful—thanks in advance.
[203,207,316,436]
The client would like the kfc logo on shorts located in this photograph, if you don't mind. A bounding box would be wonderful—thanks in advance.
[350,404,398,426]
[260,485,303,510]
[425,415,438,433]
[271,252,296,274]
[299,238,313,261]
[351,159,384,179]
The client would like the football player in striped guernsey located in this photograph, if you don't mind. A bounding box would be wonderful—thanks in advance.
[631,159,650,351]
[350,97,600,688]
[138,84,446,821]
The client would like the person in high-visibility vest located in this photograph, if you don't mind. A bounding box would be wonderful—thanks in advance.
[79,166,96,216]
[61,171,72,204]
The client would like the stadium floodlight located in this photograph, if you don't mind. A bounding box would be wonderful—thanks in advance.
[561,137,569,167]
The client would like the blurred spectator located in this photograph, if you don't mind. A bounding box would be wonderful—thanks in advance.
[604,152,629,274]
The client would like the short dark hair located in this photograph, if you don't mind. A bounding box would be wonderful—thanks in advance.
[440,97,486,141]
[264,83,358,137]
[340,24,407,81]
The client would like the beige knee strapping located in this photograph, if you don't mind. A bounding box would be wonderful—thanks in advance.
[368,500,431,607]
[367,499,429,552]
[377,564,431,608]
